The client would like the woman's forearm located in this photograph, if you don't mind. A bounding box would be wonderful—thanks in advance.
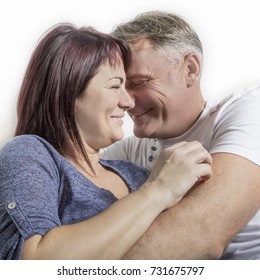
[21,183,165,259]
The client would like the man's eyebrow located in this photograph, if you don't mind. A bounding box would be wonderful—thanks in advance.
[127,74,149,80]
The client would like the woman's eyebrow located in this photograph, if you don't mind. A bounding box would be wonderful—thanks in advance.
[108,77,124,83]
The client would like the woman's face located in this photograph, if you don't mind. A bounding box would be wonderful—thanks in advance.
[75,59,134,151]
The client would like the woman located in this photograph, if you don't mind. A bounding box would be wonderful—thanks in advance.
[0,23,212,259]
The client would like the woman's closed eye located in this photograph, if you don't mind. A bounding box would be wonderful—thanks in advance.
[111,84,121,89]
[107,77,124,91]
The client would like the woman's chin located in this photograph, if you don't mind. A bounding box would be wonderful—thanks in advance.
[104,132,124,148]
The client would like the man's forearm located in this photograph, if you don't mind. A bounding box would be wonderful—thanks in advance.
[122,192,222,259]
[123,153,260,259]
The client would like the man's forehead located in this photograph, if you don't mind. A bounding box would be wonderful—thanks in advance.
[127,48,167,80]
[131,39,153,52]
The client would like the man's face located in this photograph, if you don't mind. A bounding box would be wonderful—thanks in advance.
[126,44,198,139]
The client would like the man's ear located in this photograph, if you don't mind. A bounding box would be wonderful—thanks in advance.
[183,53,201,88]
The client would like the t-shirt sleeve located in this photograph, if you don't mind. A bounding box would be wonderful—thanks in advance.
[210,86,260,166]
[0,136,61,259]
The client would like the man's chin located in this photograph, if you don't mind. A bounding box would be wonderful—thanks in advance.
[133,126,157,139]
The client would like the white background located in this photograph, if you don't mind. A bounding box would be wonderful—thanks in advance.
[1,0,260,147]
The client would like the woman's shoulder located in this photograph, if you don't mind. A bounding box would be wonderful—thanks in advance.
[0,135,61,167]
[0,135,63,196]
[2,134,51,150]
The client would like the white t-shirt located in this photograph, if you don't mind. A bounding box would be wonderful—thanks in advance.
[102,85,260,259]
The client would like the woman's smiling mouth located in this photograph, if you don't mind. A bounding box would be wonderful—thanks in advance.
[110,114,125,125]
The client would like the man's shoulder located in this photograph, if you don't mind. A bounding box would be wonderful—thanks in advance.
[102,136,158,170]
[214,85,260,112]
[103,136,153,158]
[120,135,153,147]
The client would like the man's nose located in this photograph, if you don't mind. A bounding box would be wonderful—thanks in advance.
[125,88,136,103]
[119,89,135,110]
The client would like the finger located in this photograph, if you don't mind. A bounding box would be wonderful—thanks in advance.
[187,148,212,165]
[195,163,213,179]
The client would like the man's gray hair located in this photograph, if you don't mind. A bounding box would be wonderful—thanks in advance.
[112,11,203,65]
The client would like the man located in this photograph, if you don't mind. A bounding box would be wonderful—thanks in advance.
[102,11,260,259]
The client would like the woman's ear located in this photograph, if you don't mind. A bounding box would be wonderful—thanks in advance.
[183,53,201,88]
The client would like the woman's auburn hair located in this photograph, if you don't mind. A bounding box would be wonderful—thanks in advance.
[15,23,131,172]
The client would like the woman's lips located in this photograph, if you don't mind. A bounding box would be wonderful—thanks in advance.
[110,114,125,125]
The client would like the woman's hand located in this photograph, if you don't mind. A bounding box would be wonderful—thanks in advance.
[145,141,212,209]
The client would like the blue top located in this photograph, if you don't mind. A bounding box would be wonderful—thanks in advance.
[0,135,149,259]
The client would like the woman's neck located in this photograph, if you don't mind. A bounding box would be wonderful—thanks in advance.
[63,144,102,177]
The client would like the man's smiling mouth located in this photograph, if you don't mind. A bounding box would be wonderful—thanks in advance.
[129,108,152,119]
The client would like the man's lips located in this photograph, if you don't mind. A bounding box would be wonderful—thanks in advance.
[129,108,152,119]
